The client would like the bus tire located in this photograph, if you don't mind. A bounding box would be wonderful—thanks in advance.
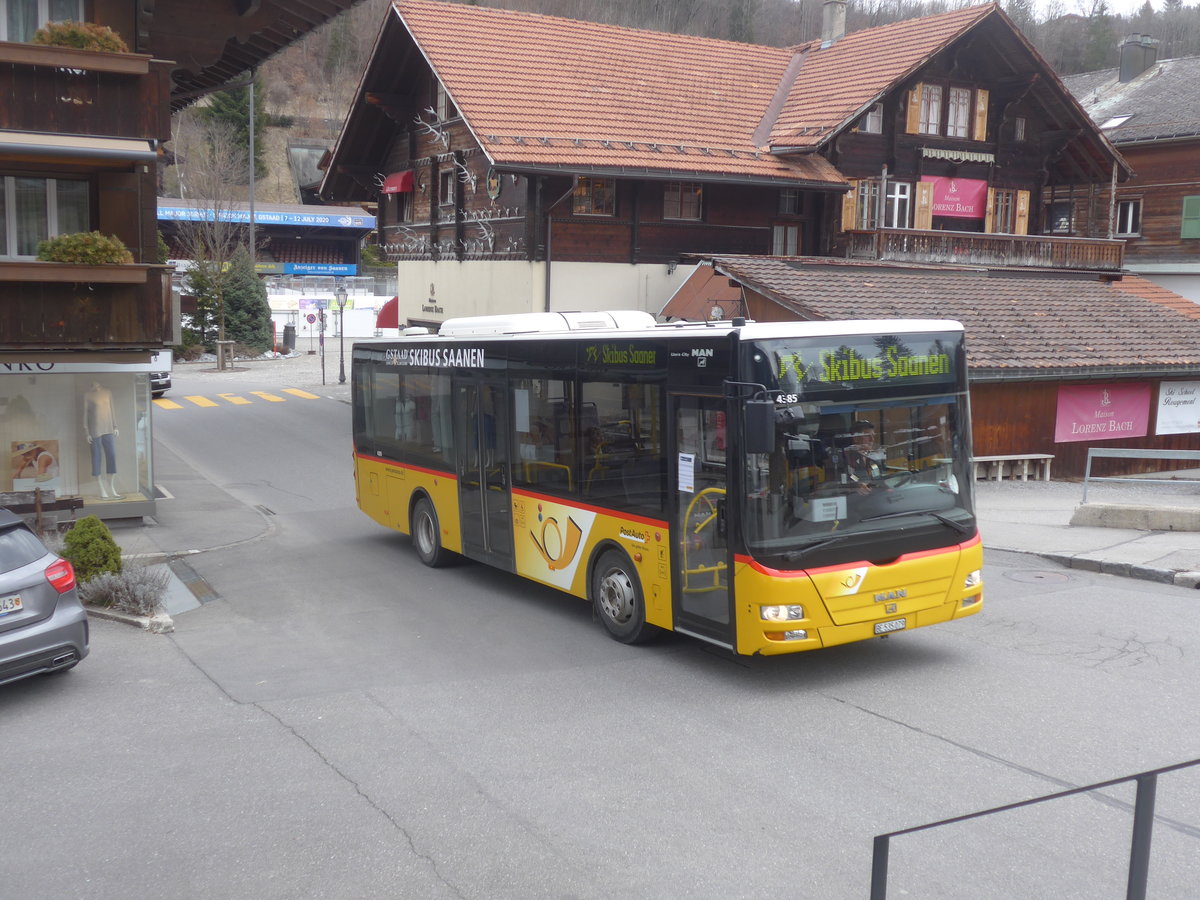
[412,497,452,568]
[591,549,658,645]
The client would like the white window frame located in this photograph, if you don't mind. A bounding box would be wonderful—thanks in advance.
[855,179,881,229]
[1,0,82,42]
[919,84,942,135]
[772,224,799,255]
[884,181,911,229]
[0,175,90,259]
[947,87,972,139]
[438,169,455,208]
[860,103,883,134]
[1116,198,1142,237]
[663,181,702,221]
[435,80,455,120]
[572,176,615,216]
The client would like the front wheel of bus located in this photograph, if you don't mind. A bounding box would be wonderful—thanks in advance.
[592,550,658,644]
[412,497,452,568]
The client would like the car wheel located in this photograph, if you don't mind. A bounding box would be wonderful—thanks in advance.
[412,497,452,568]
[591,549,658,644]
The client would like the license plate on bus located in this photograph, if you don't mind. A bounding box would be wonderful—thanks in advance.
[0,595,23,616]
[874,618,906,635]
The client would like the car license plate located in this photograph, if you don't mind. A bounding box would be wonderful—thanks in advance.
[875,617,906,635]
[0,595,23,616]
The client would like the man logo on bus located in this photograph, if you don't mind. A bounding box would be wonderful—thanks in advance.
[530,509,584,571]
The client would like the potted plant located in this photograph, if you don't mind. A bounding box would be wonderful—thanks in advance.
[36,231,134,265]
[31,21,129,54]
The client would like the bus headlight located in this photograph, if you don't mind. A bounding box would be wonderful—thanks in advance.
[963,569,982,589]
[761,604,804,621]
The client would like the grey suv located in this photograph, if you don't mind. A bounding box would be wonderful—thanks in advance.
[0,511,88,686]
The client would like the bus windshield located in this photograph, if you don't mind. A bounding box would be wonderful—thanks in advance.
[742,333,974,564]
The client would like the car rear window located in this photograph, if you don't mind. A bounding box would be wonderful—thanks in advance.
[0,525,49,573]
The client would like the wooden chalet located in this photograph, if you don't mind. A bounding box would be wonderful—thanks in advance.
[1063,38,1200,305]
[0,0,363,520]
[321,0,1129,330]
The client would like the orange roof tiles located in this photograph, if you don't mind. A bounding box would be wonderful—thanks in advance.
[393,0,845,186]
[768,4,999,150]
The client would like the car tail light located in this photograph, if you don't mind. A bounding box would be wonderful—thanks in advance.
[45,559,76,593]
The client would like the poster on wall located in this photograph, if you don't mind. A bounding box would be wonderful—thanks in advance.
[919,176,988,219]
[10,440,61,493]
[1054,383,1150,443]
[1156,381,1200,435]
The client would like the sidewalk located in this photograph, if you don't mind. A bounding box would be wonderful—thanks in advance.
[117,353,1200,618]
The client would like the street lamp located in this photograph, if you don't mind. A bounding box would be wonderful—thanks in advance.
[335,281,349,385]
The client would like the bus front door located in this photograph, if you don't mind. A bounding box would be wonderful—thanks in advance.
[454,378,514,570]
[672,395,733,649]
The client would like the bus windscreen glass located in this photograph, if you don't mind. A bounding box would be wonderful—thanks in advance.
[742,333,973,563]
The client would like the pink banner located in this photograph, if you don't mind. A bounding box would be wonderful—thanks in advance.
[1054,383,1150,443]
[920,176,988,219]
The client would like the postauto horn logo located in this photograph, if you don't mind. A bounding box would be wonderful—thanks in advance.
[530,509,584,572]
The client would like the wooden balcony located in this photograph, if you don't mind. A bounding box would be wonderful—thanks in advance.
[847,228,1125,273]
[0,262,177,350]
[0,41,171,142]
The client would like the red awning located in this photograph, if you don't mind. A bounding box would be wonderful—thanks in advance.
[381,170,414,194]
[376,296,399,329]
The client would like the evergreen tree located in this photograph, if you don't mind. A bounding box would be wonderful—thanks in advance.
[223,245,272,351]
[195,78,267,180]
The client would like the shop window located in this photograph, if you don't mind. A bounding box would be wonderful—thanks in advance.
[663,182,702,221]
[573,176,615,216]
[0,176,90,259]
[1116,198,1142,237]
[2,0,82,42]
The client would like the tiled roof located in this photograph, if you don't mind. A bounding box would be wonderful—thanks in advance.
[393,0,845,186]
[1063,56,1200,144]
[665,256,1200,376]
[768,4,999,150]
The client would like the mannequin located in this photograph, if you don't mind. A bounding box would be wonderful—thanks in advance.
[83,381,120,499]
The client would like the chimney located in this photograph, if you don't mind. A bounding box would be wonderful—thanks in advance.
[822,0,847,46]
[1118,34,1159,83]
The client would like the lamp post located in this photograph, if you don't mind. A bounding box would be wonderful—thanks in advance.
[335,281,349,385]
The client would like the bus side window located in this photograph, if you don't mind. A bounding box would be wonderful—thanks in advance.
[580,379,665,515]
[512,376,577,495]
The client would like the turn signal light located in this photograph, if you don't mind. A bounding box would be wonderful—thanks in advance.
[765,629,809,642]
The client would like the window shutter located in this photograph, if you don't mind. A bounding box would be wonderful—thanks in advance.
[973,89,989,142]
[842,181,858,231]
[984,187,996,233]
[906,86,922,134]
[1015,190,1030,235]
[1182,196,1200,239]
[915,181,934,230]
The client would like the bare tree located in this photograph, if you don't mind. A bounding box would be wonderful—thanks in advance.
[171,111,251,370]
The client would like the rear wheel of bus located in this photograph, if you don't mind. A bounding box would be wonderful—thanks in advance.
[591,549,659,644]
[412,497,453,568]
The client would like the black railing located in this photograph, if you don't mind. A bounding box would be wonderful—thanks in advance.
[870,757,1200,900]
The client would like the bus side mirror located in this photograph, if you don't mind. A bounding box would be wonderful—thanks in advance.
[744,400,775,455]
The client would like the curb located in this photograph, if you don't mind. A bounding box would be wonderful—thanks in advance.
[85,605,175,633]
[1019,549,1200,589]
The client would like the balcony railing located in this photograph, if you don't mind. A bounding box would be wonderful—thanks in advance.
[847,228,1125,272]
[0,41,171,141]
[0,262,177,349]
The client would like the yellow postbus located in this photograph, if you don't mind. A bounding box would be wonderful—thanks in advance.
[351,311,982,656]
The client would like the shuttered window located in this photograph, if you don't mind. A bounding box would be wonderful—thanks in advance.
[1182,196,1200,239]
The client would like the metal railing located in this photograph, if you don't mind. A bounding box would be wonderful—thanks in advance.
[870,757,1200,899]
[1082,448,1200,502]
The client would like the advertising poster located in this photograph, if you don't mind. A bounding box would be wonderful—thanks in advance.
[1156,381,1200,435]
[919,176,988,219]
[1054,383,1150,443]
[10,439,61,492]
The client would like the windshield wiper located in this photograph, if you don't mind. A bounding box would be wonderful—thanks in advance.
[781,532,862,562]
[860,509,973,535]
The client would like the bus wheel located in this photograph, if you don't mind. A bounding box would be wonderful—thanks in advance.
[591,550,658,644]
[412,497,452,568]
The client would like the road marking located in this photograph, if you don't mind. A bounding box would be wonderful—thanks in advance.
[282,388,321,399]
[184,395,219,407]
[250,391,286,402]
[218,393,253,405]
[153,398,183,409]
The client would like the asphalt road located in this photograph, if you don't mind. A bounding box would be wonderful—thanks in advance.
[3,366,1198,899]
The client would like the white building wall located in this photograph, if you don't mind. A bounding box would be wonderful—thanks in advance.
[393,260,692,329]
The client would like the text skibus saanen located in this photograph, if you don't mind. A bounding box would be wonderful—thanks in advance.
[351,311,982,656]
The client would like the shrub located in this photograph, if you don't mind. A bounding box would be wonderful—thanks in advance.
[32,20,129,54]
[78,565,168,616]
[36,231,134,265]
[61,515,122,584]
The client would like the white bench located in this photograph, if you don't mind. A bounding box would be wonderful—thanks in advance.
[972,454,1054,482]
